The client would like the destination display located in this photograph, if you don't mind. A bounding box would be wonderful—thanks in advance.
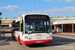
[28,16,46,19]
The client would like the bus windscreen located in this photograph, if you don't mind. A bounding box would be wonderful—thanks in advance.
[25,15,51,33]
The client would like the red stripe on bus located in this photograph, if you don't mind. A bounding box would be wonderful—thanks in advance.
[15,37,52,45]
[15,37,18,41]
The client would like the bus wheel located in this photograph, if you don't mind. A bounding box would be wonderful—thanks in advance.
[18,36,22,45]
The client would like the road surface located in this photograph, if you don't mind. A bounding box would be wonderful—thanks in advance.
[0,33,75,50]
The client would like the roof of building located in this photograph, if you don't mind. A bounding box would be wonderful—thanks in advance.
[0,17,17,19]
[51,16,75,18]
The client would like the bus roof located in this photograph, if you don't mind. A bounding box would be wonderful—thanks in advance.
[22,13,49,16]
[15,13,50,23]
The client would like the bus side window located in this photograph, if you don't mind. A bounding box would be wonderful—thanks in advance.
[21,23,23,31]
[15,22,20,31]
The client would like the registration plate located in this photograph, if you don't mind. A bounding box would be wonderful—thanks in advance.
[36,41,42,43]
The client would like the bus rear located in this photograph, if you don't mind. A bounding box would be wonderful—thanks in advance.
[22,14,52,45]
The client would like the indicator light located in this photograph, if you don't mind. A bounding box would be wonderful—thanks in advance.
[25,36,26,38]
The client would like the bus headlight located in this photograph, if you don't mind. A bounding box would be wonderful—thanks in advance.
[28,37,32,40]
[47,37,48,39]
[48,35,52,38]
[29,38,31,40]
[50,35,52,37]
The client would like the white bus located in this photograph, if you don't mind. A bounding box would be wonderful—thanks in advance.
[11,14,52,45]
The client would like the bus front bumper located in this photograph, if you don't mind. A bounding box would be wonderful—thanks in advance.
[20,39,53,45]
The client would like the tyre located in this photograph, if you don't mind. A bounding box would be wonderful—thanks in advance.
[18,36,22,45]
[11,31,15,40]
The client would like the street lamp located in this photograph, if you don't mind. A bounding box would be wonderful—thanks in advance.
[0,12,2,24]
[32,4,35,13]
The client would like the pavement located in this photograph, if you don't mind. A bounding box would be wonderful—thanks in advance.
[0,31,9,44]
[0,33,75,50]
[53,33,75,39]
[0,37,8,44]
